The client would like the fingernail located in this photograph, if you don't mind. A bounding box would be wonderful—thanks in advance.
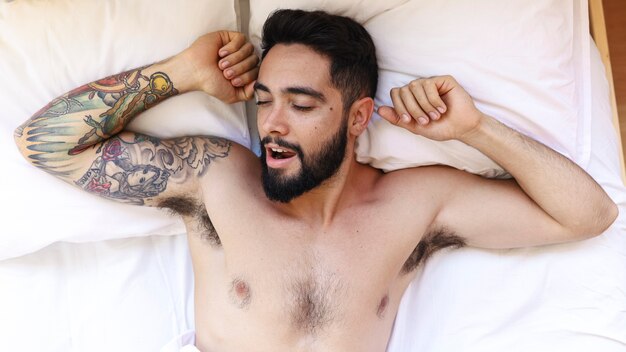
[221,60,230,68]
[402,114,411,123]
[225,69,234,78]
[437,107,445,114]
[219,50,229,57]
[418,117,429,125]
[232,78,242,86]
[428,112,439,120]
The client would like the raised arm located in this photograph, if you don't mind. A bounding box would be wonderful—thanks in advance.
[379,75,618,248]
[14,31,258,206]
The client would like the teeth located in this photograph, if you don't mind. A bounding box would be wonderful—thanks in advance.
[271,148,286,153]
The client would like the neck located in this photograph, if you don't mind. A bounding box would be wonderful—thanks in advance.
[279,155,380,228]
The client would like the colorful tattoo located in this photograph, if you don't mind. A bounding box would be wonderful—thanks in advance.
[20,66,231,205]
[21,68,178,177]
[75,134,231,205]
[69,71,178,155]
[14,123,25,138]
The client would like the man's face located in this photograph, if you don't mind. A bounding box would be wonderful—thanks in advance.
[255,44,348,203]
[125,165,168,196]
[127,167,158,187]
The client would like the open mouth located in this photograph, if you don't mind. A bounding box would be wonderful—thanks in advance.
[269,147,297,160]
[265,143,299,168]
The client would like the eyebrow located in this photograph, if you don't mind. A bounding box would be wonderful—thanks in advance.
[254,81,270,93]
[254,82,327,102]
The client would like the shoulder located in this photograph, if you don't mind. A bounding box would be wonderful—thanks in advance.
[371,164,484,223]
[202,139,259,173]
[198,140,263,200]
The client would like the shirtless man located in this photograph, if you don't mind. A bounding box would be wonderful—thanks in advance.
[15,9,617,352]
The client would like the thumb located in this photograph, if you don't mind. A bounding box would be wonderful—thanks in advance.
[378,105,417,132]
[378,105,404,126]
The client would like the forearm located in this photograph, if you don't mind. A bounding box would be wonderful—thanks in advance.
[15,55,186,154]
[14,56,192,176]
[460,114,618,235]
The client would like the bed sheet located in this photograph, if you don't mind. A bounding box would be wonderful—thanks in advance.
[0,234,194,352]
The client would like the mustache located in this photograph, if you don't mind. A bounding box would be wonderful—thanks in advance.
[260,136,303,158]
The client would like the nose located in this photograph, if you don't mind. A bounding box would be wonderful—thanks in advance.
[259,104,289,136]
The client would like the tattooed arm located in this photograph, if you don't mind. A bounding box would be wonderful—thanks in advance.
[14,31,258,206]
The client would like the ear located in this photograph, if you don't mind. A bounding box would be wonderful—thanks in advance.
[348,97,374,137]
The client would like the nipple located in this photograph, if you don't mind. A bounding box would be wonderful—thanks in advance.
[235,280,249,297]
[230,278,251,309]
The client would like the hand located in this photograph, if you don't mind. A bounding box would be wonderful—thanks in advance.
[378,75,484,141]
[181,31,259,103]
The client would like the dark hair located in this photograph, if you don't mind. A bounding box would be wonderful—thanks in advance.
[261,9,378,111]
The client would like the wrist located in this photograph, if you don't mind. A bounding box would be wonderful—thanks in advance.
[145,53,198,94]
[458,112,491,145]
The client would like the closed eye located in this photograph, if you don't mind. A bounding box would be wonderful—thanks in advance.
[293,105,313,112]
[255,101,271,106]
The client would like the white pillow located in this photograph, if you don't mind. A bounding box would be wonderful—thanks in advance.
[0,0,247,259]
[358,0,591,176]
[248,0,410,49]
[248,0,591,177]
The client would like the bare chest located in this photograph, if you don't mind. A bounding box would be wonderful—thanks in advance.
[186,213,414,351]
[182,194,463,351]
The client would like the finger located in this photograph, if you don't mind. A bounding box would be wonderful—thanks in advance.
[423,79,447,115]
[433,75,457,95]
[219,42,255,69]
[223,54,259,82]
[231,67,259,88]
[390,88,420,130]
[379,105,417,132]
[408,80,439,122]
[218,31,246,57]
[390,88,410,122]
[236,80,256,101]
[377,105,404,125]
[399,86,430,125]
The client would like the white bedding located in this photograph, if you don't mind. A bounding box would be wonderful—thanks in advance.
[1,0,625,351]
[0,235,194,351]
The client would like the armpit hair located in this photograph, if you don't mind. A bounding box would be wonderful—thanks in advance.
[157,196,221,246]
[197,206,221,246]
[402,227,465,274]
[158,196,198,216]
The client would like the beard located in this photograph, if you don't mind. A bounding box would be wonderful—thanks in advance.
[260,120,348,203]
